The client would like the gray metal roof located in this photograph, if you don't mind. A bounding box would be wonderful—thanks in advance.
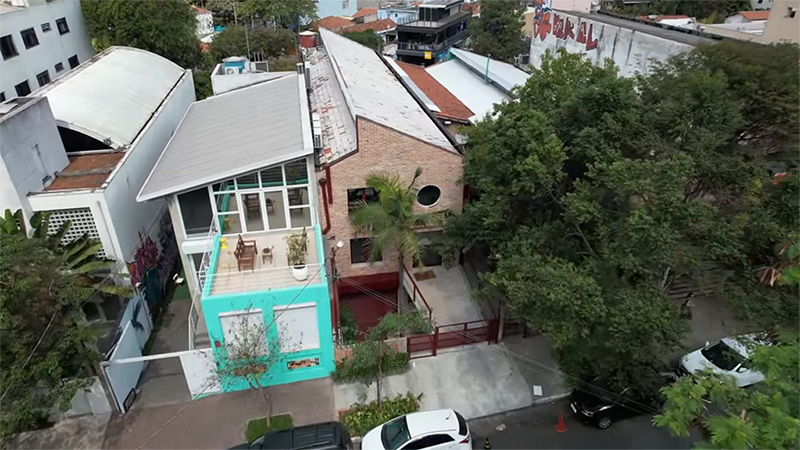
[448,48,531,94]
[318,28,455,153]
[138,75,309,201]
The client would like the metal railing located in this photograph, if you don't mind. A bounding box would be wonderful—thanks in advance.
[402,265,433,320]
[398,10,471,29]
[396,30,469,54]
[188,301,199,350]
[195,218,219,295]
[204,263,325,296]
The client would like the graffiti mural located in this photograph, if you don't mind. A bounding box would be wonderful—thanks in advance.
[533,0,599,51]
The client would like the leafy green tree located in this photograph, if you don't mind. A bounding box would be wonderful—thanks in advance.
[193,70,213,100]
[654,333,800,449]
[342,30,383,52]
[333,312,430,407]
[609,0,751,23]
[208,0,317,29]
[350,169,441,312]
[209,25,296,62]
[81,0,202,69]
[0,233,100,440]
[467,0,526,63]
[441,43,799,395]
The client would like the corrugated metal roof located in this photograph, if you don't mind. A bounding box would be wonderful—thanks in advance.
[138,75,308,201]
[319,28,455,152]
[448,48,531,94]
[427,59,510,123]
[36,47,185,148]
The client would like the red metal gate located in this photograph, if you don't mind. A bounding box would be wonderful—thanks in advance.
[407,318,499,360]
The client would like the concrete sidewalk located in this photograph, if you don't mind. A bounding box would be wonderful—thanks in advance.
[334,343,536,421]
[104,377,335,449]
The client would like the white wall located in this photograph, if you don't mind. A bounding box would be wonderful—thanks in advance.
[378,8,418,23]
[551,0,593,13]
[0,0,94,101]
[317,0,358,18]
[751,0,775,9]
[529,11,693,78]
[0,96,68,221]
[103,71,196,262]
[211,67,283,95]
[196,11,214,37]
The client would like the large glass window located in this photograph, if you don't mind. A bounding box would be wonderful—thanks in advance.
[209,159,313,235]
[178,187,213,235]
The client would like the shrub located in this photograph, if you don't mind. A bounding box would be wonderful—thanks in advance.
[340,305,359,344]
[331,348,409,383]
[340,392,422,437]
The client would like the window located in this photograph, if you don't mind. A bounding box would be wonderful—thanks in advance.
[416,185,441,207]
[220,310,267,354]
[284,159,308,185]
[54,62,64,72]
[68,54,79,69]
[1,35,17,59]
[56,17,70,35]
[178,187,213,235]
[0,92,5,102]
[789,7,797,18]
[20,28,38,49]
[14,80,30,97]
[41,22,51,32]
[347,187,379,211]
[274,303,320,352]
[350,238,380,264]
[404,434,454,450]
[36,70,50,87]
[343,0,350,9]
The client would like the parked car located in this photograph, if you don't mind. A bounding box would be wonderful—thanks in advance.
[679,333,771,387]
[569,372,678,429]
[230,421,352,450]
[361,409,470,450]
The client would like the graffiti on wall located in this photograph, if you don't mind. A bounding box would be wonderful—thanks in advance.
[533,0,599,51]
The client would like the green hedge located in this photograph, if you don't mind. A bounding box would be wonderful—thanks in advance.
[331,350,409,383]
[340,392,422,437]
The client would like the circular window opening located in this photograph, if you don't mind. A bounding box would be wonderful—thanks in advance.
[417,185,441,207]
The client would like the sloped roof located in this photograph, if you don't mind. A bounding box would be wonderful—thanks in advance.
[353,7,378,18]
[344,18,397,34]
[36,47,185,149]
[395,61,473,122]
[318,28,455,152]
[138,75,309,201]
[318,16,354,30]
[735,11,770,21]
[449,48,530,94]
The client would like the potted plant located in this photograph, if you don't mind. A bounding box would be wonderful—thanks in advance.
[285,227,309,281]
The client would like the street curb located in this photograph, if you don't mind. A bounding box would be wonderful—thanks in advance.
[467,392,570,423]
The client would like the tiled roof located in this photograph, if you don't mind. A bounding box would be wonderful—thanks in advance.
[318,16,354,30]
[396,61,472,122]
[190,5,210,14]
[353,7,378,18]
[735,10,770,21]
[343,18,397,34]
[45,153,124,191]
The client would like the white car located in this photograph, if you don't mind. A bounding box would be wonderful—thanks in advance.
[361,409,470,450]
[679,334,771,387]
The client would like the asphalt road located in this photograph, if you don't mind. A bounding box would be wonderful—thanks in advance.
[468,399,701,449]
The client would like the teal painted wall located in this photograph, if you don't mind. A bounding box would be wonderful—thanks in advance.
[200,225,334,391]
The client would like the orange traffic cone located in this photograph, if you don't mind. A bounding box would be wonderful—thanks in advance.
[483,437,491,449]
[555,413,567,433]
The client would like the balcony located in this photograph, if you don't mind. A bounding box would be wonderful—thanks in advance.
[397,10,471,31]
[198,225,326,297]
[396,29,469,57]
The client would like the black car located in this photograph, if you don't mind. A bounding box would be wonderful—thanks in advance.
[230,421,352,450]
[569,372,678,429]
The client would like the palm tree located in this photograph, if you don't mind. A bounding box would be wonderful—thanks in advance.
[350,168,440,312]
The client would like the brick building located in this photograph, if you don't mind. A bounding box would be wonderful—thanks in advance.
[307,29,463,327]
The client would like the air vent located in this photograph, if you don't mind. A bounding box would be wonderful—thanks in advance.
[312,112,322,150]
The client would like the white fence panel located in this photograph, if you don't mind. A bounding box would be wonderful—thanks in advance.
[103,322,143,412]
[179,349,221,398]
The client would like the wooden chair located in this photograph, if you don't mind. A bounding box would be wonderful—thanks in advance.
[234,235,257,271]
[243,194,260,220]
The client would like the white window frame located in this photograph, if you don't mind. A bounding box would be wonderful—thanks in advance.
[273,302,320,352]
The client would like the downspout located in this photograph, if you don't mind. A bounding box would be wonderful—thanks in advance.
[319,176,331,234]
[325,165,333,204]
[330,245,340,341]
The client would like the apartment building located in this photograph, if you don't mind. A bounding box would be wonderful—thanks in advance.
[0,0,94,101]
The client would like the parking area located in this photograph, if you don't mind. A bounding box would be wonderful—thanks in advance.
[415,266,485,326]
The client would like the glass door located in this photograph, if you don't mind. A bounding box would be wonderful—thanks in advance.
[239,191,265,232]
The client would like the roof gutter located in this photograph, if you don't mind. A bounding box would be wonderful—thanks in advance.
[377,52,463,154]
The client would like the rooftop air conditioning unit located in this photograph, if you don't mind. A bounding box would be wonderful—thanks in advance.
[225,67,239,75]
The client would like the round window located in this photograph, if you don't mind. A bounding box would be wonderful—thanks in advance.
[417,185,441,207]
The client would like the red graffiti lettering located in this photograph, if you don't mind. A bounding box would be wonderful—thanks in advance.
[586,23,599,50]
[535,11,552,41]
[553,13,565,39]
[577,22,587,44]
[576,21,599,50]
[565,18,575,40]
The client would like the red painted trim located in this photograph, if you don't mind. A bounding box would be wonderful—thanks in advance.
[320,178,331,234]
[337,272,399,295]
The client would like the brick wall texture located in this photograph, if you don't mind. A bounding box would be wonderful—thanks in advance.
[316,118,463,279]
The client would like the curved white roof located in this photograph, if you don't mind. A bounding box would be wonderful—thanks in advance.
[37,47,185,148]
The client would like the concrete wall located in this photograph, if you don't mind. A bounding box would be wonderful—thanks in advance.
[529,10,693,77]
[0,96,68,221]
[321,118,463,278]
[211,69,282,95]
[317,0,358,18]
[0,0,94,100]
[751,0,775,9]
[103,71,195,263]
[378,7,418,23]
[761,0,800,43]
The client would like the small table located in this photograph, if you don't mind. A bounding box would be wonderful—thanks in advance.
[261,247,273,265]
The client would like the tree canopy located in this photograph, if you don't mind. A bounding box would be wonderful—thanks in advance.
[609,0,751,23]
[81,0,202,69]
[440,42,800,396]
[0,233,99,440]
[209,25,296,62]
[342,30,384,52]
[206,0,317,28]
[655,333,799,449]
[467,0,526,63]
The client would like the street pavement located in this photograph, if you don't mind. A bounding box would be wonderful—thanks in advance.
[468,399,701,449]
